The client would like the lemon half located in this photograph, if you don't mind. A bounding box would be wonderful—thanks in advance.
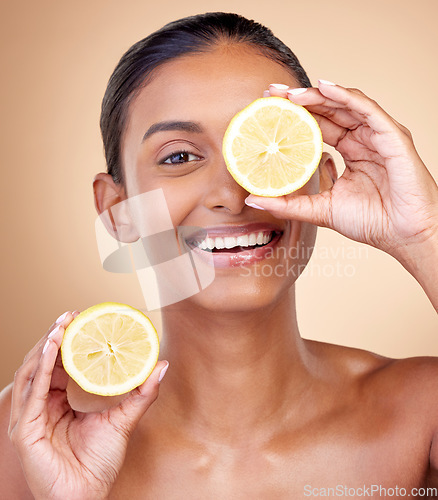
[223,97,323,197]
[61,303,159,396]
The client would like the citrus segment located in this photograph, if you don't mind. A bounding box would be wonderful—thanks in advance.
[61,303,159,396]
[222,96,323,197]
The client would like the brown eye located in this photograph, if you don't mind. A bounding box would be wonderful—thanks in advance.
[163,151,200,164]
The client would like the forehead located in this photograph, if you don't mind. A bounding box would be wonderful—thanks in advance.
[123,45,300,146]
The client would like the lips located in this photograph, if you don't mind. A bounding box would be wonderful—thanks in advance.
[185,223,283,267]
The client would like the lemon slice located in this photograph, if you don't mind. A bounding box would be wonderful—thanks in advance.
[223,96,323,197]
[61,303,159,396]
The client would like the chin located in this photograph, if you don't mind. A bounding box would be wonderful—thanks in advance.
[177,269,298,314]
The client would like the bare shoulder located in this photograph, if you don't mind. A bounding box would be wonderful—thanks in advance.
[358,349,438,478]
[351,346,438,410]
[367,354,438,476]
[309,337,438,381]
[307,338,438,416]
[312,339,438,429]
[0,383,34,499]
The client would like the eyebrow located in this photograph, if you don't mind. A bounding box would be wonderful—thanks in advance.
[142,120,204,142]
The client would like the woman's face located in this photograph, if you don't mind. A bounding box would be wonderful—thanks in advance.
[120,45,319,312]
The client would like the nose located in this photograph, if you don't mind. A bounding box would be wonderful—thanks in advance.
[203,154,249,214]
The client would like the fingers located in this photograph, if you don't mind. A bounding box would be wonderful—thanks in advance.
[22,311,77,364]
[22,336,61,425]
[9,324,65,433]
[314,82,401,135]
[9,311,78,433]
[246,191,333,228]
[268,81,413,152]
[284,81,389,130]
[9,331,64,449]
[24,310,78,368]
[288,85,369,129]
[105,360,169,434]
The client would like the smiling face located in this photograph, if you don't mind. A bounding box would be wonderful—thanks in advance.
[107,44,320,312]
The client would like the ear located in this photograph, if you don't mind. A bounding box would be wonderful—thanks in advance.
[93,173,139,243]
[318,152,337,192]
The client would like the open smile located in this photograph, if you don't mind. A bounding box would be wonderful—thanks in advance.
[197,230,276,253]
[185,223,284,267]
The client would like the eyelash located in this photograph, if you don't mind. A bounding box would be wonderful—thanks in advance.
[160,150,202,165]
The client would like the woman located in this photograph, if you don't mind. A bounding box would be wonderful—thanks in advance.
[1,12,437,499]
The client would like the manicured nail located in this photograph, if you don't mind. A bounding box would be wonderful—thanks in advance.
[55,311,69,324]
[43,339,51,354]
[287,88,308,96]
[263,90,270,98]
[158,362,169,383]
[48,324,62,339]
[245,200,266,210]
[318,79,336,86]
[270,83,289,90]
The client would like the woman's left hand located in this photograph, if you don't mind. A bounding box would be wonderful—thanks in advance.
[247,81,438,265]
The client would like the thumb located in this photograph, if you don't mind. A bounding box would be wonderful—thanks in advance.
[106,360,169,431]
[245,192,333,228]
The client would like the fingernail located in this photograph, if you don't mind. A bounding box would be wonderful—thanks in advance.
[55,311,70,324]
[263,90,270,98]
[270,83,289,90]
[245,200,266,210]
[43,339,51,354]
[158,362,169,383]
[287,88,308,96]
[48,324,62,339]
[318,79,336,86]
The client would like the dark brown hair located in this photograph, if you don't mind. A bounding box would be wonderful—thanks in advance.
[100,12,312,185]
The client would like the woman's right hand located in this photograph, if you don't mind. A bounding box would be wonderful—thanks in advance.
[8,311,169,500]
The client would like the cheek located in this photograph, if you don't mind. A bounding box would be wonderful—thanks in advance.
[298,223,317,263]
[160,181,202,228]
[281,170,319,268]
[284,220,317,280]
[125,163,203,229]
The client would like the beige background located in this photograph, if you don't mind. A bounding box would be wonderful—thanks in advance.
[1,0,437,388]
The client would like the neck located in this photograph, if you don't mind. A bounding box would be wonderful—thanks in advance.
[151,286,313,442]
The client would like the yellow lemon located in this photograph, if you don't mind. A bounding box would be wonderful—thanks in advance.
[61,303,159,396]
[223,97,323,197]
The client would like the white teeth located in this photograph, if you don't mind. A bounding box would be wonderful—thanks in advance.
[197,231,273,250]
[224,237,236,249]
[237,235,249,247]
[256,232,264,245]
[215,237,225,249]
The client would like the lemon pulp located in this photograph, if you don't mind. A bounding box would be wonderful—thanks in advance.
[61,303,159,396]
[223,97,323,197]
